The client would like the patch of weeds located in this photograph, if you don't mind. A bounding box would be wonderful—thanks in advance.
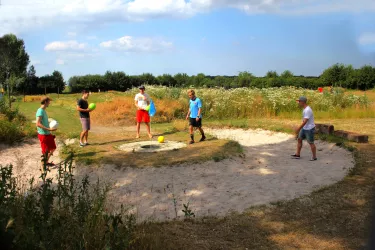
[212,154,225,162]
[269,200,285,207]
[182,202,195,219]
[348,150,364,177]
[67,131,80,139]
[82,158,94,165]
[60,144,75,157]
[311,184,332,195]
[347,145,356,152]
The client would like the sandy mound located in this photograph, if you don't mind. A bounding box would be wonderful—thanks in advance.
[0,128,354,222]
[117,141,187,153]
[76,128,354,222]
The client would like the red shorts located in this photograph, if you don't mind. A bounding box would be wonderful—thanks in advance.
[136,110,150,123]
[38,134,57,154]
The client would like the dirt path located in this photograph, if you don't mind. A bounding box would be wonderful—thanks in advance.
[0,139,61,181]
[0,128,354,222]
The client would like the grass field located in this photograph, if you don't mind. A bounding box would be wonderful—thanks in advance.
[11,87,375,249]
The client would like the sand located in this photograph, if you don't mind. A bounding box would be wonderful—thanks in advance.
[0,128,354,222]
[0,140,61,182]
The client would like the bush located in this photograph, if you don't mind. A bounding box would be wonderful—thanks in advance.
[0,98,26,123]
[0,120,24,144]
[0,154,136,249]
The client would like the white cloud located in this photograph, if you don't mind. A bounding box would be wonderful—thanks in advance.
[358,32,375,45]
[45,40,87,51]
[100,36,173,52]
[1,0,375,35]
[56,59,65,65]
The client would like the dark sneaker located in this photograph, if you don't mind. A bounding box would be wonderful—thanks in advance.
[199,136,206,142]
[189,140,195,145]
[84,142,90,146]
[310,157,318,161]
[291,154,300,159]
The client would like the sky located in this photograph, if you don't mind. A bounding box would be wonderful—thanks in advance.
[1,0,375,80]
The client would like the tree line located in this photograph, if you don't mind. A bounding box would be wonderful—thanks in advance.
[1,33,375,100]
[68,65,375,93]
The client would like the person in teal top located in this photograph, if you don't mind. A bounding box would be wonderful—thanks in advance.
[36,97,57,168]
[36,108,51,135]
[185,89,206,144]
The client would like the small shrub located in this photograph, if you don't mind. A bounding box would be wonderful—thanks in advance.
[0,120,24,144]
[0,154,136,249]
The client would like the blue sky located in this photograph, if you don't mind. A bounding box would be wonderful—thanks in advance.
[1,0,375,80]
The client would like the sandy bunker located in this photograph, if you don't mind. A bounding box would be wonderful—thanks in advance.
[77,128,354,221]
[0,128,354,222]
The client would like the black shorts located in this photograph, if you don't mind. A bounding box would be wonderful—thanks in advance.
[189,117,202,128]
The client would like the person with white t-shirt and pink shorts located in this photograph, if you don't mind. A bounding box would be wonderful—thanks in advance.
[291,96,317,161]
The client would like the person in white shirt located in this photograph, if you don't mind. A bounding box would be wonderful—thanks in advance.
[291,96,317,161]
[134,85,152,139]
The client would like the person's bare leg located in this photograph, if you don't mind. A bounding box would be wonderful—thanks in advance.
[296,139,303,156]
[84,131,89,143]
[80,131,85,143]
[136,123,141,138]
[47,149,55,163]
[309,143,317,159]
[145,123,152,138]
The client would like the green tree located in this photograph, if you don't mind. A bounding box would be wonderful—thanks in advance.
[238,71,254,87]
[355,65,375,90]
[281,70,293,78]
[139,73,158,86]
[157,74,177,86]
[25,65,38,94]
[214,76,227,87]
[38,75,53,95]
[320,63,353,87]
[0,34,30,107]
[52,70,65,95]
[192,73,206,86]
[266,71,279,78]
[174,73,189,87]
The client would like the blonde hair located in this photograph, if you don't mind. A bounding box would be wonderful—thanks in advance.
[187,89,195,96]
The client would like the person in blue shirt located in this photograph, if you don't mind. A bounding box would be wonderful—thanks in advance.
[185,89,206,144]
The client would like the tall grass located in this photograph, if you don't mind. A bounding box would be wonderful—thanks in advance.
[0,154,135,249]
[19,87,374,126]
[90,97,184,125]
[123,86,373,120]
